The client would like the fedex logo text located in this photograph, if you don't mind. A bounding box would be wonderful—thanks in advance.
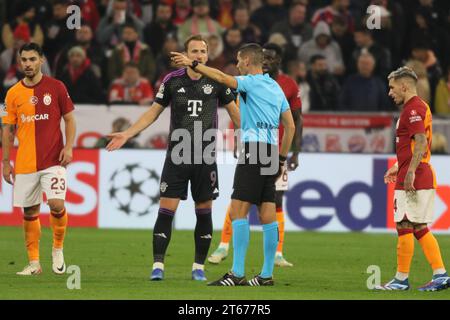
[285,158,450,231]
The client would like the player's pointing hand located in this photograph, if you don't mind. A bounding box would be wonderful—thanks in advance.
[170,52,192,68]
[106,132,130,151]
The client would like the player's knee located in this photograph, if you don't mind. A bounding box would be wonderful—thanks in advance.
[48,200,65,213]
[23,205,40,216]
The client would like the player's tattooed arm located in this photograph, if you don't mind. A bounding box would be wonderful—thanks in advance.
[2,124,15,184]
[404,133,427,191]
[170,52,238,89]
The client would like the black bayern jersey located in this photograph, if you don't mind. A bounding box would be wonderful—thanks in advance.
[154,68,234,154]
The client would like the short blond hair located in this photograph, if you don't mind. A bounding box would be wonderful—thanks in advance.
[388,66,418,83]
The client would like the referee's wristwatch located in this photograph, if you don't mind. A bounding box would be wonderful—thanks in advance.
[191,60,199,70]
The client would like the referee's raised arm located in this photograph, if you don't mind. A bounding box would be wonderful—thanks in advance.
[170,52,238,89]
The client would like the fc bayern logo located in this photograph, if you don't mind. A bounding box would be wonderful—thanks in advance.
[43,93,52,106]
[203,84,213,95]
[160,182,168,193]
[29,96,38,105]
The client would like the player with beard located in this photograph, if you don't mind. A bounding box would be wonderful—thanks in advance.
[2,43,76,276]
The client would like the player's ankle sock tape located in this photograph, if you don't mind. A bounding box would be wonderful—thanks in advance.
[194,209,213,264]
[153,208,175,263]
[231,219,249,278]
[396,230,414,274]
[261,222,278,278]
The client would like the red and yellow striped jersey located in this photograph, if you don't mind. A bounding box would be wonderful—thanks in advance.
[2,76,74,174]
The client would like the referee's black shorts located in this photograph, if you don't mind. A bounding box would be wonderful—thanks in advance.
[231,142,278,205]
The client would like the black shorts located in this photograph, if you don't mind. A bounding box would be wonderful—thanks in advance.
[159,156,219,202]
[231,142,278,205]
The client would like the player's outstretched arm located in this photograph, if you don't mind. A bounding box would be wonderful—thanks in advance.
[1,124,15,184]
[60,111,76,167]
[170,52,238,89]
[106,102,164,151]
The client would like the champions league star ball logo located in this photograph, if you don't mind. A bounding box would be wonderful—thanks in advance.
[109,164,160,216]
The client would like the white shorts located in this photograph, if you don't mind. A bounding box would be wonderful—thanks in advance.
[275,162,288,191]
[13,166,67,208]
[393,189,435,224]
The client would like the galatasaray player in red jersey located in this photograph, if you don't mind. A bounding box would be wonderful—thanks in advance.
[375,67,449,291]
[1,43,76,276]
[208,43,303,267]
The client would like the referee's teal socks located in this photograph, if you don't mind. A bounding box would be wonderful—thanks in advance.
[231,219,249,278]
[261,221,279,278]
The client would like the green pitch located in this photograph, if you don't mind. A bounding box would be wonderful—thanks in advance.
[1,226,450,300]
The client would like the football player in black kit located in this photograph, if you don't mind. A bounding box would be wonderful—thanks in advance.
[106,35,240,281]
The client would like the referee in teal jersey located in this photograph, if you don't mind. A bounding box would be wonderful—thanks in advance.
[172,42,295,286]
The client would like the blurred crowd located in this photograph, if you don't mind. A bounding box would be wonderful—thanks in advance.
[0,0,450,115]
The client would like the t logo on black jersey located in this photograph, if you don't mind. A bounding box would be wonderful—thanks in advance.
[187,100,203,117]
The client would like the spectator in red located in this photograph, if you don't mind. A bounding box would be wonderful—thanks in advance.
[60,46,104,104]
[109,62,154,106]
[212,0,234,29]
[54,24,105,80]
[2,1,44,49]
[1,29,51,92]
[311,0,354,33]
